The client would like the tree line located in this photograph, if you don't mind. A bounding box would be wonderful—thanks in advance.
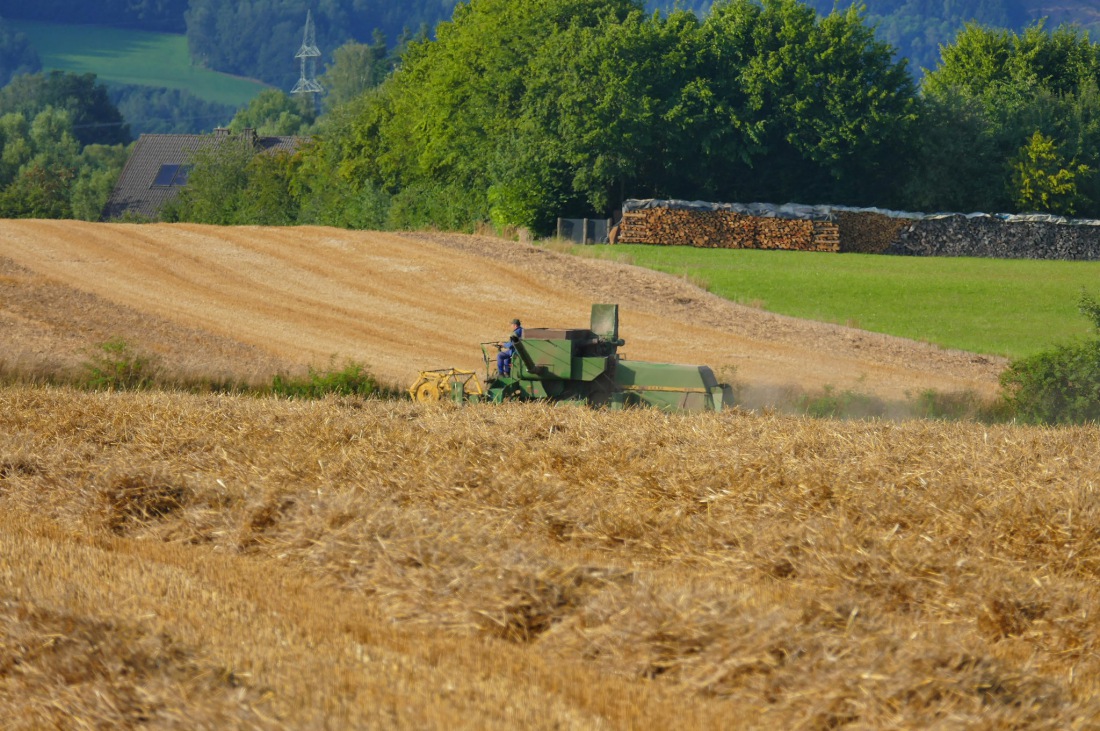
[1,0,1094,143]
[162,0,1100,232]
[11,0,1100,229]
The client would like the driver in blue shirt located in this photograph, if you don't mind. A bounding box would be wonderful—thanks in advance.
[497,318,523,376]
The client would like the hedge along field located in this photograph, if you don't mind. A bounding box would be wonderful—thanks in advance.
[4,385,1100,728]
[12,21,269,106]
[585,245,1100,359]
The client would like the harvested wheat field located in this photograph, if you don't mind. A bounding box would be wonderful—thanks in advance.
[0,220,1002,402]
[2,386,1100,729]
[0,221,1077,728]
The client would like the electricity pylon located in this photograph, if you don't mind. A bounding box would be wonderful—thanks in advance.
[291,10,323,96]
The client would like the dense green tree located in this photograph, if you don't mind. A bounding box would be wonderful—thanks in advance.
[27,103,80,166]
[319,34,395,111]
[234,151,301,225]
[1011,130,1091,214]
[164,134,312,226]
[690,0,917,205]
[0,112,30,181]
[918,23,1100,216]
[163,136,254,224]
[0,106,125,219]
[924,23,1100,99]
[229,89,315,136]
[901,90,1003,212]
[290,97,391,229]
[515,7,707,222]
[314,0,917,232]
[324,0,650,231]
[0,162,73,217]
[155,3,1100,232]
[70,143,128,220]
[595,0,920,209]
[0,71,129,146]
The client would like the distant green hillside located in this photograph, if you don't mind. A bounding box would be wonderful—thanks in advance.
[11,21,268,107]
[8,2,1100,92]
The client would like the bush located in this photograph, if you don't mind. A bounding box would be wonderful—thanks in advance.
[911,389,1010,422]
[794,385,886,420]
[81,337,157,390]
[1000,292,1100,424]
[1000,340,1100,424]
[271,359,379,399]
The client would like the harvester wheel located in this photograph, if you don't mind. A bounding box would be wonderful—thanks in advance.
[413,379,443,403]
[409,368,483,404]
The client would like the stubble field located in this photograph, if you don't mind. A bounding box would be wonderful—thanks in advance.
[3,388,1100,728]
[2,221,1093,728]
[0,220,1001,405]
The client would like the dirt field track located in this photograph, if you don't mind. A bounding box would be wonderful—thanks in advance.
[0,220,1002,400]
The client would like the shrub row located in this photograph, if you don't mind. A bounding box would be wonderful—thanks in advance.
[12,335,1100,425]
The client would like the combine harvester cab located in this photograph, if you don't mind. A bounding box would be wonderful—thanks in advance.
[410,304,734,413]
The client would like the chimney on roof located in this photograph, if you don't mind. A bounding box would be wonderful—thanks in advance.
[213,127,231,139]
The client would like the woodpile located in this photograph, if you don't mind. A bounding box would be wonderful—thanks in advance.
[891,216,1100,260]
[617,207,839,252]
[835,211,913,254]
[812,221,840,250]
[617,200,1100,260]
[616,209,749,247]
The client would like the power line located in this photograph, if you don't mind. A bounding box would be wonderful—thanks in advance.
[67,111,238,131]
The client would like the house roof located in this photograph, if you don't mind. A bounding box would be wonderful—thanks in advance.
[102,129,307,221]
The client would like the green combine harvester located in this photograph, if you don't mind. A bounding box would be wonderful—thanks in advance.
[408,304,734,412]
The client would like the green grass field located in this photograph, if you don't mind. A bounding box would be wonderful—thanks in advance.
[12,21,268,107]
[573,245,1100,359]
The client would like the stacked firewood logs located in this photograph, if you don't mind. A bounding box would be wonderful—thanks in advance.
[616,209,750,247]
[892,217,1100,260]
[616,207,839,252]
[615,201,1100,260]
[835,211,914,254]
[812,221,841,250]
